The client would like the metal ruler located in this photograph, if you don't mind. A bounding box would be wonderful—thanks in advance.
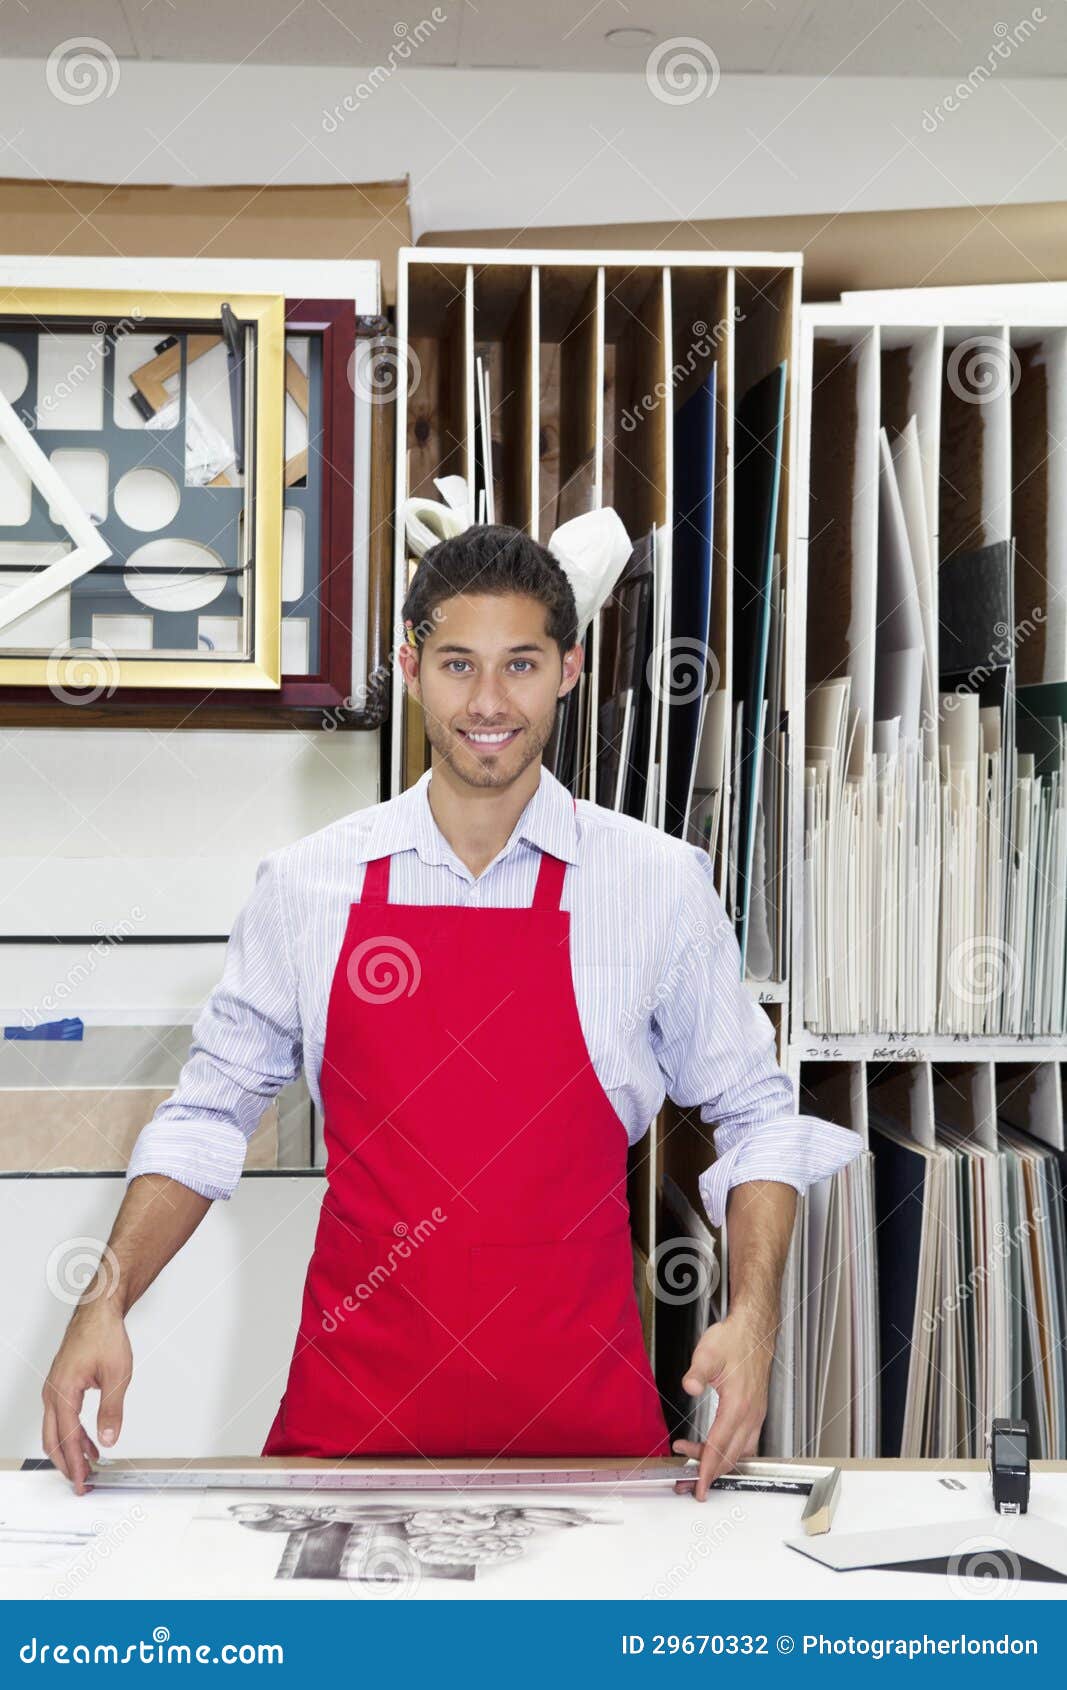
[82,1459,693,1494]
[77,1458,840,1531]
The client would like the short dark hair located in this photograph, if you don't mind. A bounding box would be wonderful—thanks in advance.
[401,524,578,660]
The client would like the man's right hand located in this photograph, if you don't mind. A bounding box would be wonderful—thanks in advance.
[42,1304,133,1495]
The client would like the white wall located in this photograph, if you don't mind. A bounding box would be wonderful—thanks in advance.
[0,727,380,942]
[0,60,1062,238]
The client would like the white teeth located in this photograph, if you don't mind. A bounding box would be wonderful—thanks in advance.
[466,730,515,743]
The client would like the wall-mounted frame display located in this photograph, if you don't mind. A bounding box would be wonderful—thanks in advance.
[0,289,286,692]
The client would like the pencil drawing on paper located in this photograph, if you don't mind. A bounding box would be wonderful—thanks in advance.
[220,1500,621,1583]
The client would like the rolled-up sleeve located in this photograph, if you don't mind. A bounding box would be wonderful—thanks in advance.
[125,849,303,1201]
[650,845,861,1228]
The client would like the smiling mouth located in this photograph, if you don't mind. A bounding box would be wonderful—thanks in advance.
[460,727,521,750]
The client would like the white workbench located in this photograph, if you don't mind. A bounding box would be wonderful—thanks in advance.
[1,1459,1065,1600]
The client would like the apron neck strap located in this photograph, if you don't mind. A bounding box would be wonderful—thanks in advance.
[359,855,392,905]
[532,794,576,909]
[359,796,576,910]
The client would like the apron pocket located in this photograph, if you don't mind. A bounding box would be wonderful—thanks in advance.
[465,1225,662,1455]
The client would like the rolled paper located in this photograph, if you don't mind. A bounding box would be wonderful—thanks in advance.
[547,505,633,641]
[401,474,473,558]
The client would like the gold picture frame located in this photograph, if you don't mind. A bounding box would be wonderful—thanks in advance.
[0,288,285,691]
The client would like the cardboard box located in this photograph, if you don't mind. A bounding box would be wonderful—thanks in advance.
[419,200,1067,300]
[0,176,411,304]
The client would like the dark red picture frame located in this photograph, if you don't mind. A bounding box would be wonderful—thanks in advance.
[0,298,366,728]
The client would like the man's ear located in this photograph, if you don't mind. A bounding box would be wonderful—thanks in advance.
[397,641,421,698]
[558,641,585,699]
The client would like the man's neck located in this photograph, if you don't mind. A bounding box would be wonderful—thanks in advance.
[426,757,544,879]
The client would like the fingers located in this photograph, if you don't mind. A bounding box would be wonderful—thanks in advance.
[671,1438,704,1461]
[79,1428,100,1487]
[671,1415,762,1501]
[42,1399,67,1482]
[694,1420,740,1499]
[97,1362,130,1451]
[704,1425,755,1490]
[53,1382,91,1496]
[43,1382,106,1495]
[670,1425,734,1499]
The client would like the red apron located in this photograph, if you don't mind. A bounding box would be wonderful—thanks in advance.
[262,814,670,1459]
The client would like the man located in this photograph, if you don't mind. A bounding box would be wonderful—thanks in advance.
[42,524,860,1501]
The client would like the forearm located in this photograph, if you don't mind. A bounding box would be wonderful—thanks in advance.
[674,1179,798,1496]
[723,1178,798,1336]
[75,1174,212,1322]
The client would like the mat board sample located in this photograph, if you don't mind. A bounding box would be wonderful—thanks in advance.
[787,1512,1067,1584]
[48,449,109,525]
[0,1021,314,1170]
[732,362,787,971]
[91,613,153,651]
[666,366,716,838]
[0,557,70,648]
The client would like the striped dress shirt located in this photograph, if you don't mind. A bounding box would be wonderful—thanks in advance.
[125,762,861,1226]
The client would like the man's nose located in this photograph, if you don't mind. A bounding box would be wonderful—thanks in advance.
[468,674,513,716]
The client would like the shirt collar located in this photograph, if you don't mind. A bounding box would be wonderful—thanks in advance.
[354,763,581,869]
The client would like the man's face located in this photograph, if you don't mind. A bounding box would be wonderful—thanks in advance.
[405,592,582,790]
